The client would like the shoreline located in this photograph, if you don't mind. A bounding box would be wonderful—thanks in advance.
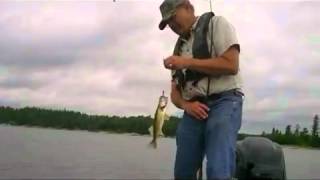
[1,123,319,149]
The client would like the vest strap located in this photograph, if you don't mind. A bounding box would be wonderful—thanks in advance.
[172,12,215,94]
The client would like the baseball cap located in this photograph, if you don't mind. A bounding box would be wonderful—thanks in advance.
[159,0,184,30]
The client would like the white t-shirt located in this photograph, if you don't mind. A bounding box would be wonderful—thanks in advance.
[172,15,243,100]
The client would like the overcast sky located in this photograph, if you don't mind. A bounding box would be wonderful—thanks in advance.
[0,0,319,134]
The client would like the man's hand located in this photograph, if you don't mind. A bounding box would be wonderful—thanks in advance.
[163,55,191,70]
[171,80,210,120]
[182,101,210,120]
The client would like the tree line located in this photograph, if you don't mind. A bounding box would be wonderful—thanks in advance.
[261,115,320,147]
[0,106,179,137]
[0,106,319,147]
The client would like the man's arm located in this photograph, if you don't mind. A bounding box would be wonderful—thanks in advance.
[170,81,210,120]
[164,16,240,76]
[187,45,239,76]
[164,45,239,76]
[170,80,187,110]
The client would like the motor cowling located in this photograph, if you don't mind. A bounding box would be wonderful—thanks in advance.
[235,137,286,180]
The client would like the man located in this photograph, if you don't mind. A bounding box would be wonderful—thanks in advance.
[159,0,244,179]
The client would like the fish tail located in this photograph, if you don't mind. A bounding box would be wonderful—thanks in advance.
[149,140,157,149]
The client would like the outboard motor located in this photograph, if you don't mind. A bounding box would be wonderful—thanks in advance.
[235,137,286,180]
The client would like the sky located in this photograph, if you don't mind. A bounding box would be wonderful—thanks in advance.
[0,0,319,134]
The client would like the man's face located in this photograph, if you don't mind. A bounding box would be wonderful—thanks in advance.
[167,5,190,36]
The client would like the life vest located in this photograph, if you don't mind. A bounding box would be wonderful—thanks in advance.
[172,12,215,91]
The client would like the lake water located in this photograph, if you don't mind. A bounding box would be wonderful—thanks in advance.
[0,124,319,179]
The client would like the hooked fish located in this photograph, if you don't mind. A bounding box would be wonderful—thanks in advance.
[149,91,169,148]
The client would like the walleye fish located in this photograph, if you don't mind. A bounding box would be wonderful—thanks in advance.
[149,91,169,148]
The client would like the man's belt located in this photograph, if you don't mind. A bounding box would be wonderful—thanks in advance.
[189,88,244,103]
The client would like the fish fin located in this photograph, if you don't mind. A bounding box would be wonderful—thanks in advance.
[164,113,170,121]
[148,126,153,136]
[159,131,165,137]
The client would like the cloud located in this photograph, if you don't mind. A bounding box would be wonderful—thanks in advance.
[0,0,319,134]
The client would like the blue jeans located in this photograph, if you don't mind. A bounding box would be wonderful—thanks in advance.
[174,90,243,180]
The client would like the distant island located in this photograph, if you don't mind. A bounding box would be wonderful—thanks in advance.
[0,106,319,148]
